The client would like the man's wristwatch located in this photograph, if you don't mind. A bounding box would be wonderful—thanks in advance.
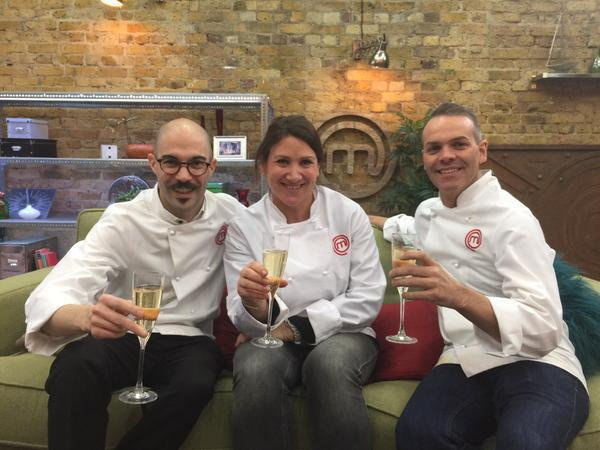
[286,320,302,344]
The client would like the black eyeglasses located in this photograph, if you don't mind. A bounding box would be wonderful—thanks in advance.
[156,157,211,176]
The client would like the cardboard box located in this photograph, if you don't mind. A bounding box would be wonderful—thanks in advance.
[6,118,49,139]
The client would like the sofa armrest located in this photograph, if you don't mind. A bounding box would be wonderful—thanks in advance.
[0,267,52,356]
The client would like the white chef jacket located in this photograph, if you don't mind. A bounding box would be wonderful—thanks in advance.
[25,185,245,356]
[384,171,586,388]
[224,185,386,344]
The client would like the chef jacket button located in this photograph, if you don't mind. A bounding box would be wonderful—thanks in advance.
[453,261,460,268]
[206,266,211,272]
[466,216,471,222]
[175,276,181,281]
[322,270,329,275]
[170,230,176,235]
[288,276,293,281]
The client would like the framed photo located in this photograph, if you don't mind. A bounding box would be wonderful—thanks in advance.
[213,136,247,160]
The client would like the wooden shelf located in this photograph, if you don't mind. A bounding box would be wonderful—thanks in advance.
[530,72,600,89]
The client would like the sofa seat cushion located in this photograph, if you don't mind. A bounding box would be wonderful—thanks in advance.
[0,353,151,449]
[0,353,52,448]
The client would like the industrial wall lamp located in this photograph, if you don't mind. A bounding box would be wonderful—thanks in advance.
[351,0,390,68]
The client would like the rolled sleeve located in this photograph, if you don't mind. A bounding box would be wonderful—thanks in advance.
[383,214,416,241]
[305,299,343,343]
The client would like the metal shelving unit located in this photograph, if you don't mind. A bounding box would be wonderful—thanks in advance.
[530,72,600,89]
[0,156,256,168]
[0,92,273,230]
[0,215,78,229]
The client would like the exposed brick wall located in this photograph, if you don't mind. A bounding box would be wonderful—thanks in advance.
[1,0,599,217]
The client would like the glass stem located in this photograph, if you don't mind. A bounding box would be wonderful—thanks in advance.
[135,339,147,392]
[265,292,275,337]
[398,288,407,335]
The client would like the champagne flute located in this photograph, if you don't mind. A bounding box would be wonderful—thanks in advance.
[251,232,290,348]
[386,233,419,344]
[119,270,164,404]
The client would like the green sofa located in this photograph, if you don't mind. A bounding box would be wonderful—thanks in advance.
[1,209,599,450]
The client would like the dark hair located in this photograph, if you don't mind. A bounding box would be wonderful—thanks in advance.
[428,102,483,142]
[254,115,323,171]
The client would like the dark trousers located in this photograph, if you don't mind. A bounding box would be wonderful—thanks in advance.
[396,361,589,450]
[45,333,223,450]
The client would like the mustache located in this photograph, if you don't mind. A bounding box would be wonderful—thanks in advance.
[169,181,199,191]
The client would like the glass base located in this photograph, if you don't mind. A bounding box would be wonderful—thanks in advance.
[119,387,158,405]
[251,334,283,348]
[385,333,418,344]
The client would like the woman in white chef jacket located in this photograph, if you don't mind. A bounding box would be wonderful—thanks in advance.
[224,115,386,450]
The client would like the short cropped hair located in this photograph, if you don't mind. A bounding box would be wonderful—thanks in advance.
[429,102,483,142]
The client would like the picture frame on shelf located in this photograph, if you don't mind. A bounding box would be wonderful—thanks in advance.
[213,136,247,160]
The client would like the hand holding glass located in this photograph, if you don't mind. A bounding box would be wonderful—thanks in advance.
[386,233,419,344]
[119,271,164,404]
[251,233,289,349]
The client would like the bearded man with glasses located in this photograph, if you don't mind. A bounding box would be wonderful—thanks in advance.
[25,118,246,450]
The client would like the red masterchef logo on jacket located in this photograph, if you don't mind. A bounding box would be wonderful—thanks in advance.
[465,228,482,251]
[332,234,350,256]
[215,224,228,245]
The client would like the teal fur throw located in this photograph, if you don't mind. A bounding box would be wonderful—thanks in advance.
[554,256,600,376]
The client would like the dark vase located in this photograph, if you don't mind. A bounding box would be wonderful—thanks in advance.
[236,188,250,207]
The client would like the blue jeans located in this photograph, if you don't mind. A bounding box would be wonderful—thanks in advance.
[232,332,378,450]
[396,362,589,450]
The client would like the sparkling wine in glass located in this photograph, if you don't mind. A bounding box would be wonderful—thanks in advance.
[386,233,419,344]
[251,232,290,349]
[119,270,164,404]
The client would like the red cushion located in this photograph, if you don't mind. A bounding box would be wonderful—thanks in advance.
[370,301,444,382]
[213,293,239,370]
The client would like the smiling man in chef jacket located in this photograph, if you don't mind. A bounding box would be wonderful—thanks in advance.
[376,102,589,450]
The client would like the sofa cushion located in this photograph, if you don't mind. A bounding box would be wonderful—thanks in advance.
[370,301,444,382]
[0,353,141,449]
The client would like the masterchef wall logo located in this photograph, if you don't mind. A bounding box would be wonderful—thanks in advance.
[332,234,350,256]
[464,229,482,251]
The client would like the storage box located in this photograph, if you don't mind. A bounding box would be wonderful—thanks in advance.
[101,144,118,159]
[6,118,49,139]
[0,138,57,157]
[0,236,58,279]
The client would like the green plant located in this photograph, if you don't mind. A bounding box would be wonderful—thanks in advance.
[114,186,143,203]
[380,111,437,216]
